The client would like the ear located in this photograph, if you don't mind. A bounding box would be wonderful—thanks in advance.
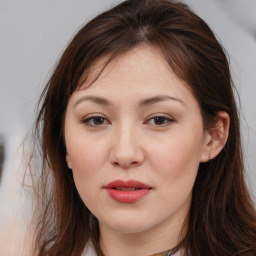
[200,111,230,163]
[66,154,72,169]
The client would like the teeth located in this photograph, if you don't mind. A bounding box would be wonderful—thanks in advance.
[114,187,141,191]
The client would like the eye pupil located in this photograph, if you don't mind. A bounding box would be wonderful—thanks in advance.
[93,117,104,125]
[154,116,165,125]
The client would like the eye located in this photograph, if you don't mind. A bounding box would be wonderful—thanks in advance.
[146,115,175,126]
[82,116,109,127]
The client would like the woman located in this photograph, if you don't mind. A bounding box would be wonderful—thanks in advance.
[31,0,256,255]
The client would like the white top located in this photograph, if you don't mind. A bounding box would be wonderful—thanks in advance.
[82,244,97,256]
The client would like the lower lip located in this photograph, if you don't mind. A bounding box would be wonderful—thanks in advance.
[106,188,151,203]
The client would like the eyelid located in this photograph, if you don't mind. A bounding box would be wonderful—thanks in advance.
[144,114,175,126]
[80,113,175,127]
[81,114,110,127]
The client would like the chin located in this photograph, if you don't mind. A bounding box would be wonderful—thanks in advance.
[100,214,156,234]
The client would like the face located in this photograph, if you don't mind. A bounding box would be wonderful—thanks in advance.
[64,45,209,236]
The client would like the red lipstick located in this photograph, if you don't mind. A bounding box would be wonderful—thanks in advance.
[104,179,152,203]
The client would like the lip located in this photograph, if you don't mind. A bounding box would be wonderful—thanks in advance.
[104,179,152,203]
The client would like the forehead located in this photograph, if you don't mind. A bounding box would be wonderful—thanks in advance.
[80,46,183,88]
[74,45,197,107]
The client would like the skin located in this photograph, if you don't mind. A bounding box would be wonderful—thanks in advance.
[64,45,228,256]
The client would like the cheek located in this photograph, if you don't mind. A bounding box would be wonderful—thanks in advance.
[148,136,201,215]
[68,144,104,209]
[66,133,114,202]
[68,140,108,183]
[66,126,109,172]
[148,126,204,190]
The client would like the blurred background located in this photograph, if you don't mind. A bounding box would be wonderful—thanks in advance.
[0,0,256,254]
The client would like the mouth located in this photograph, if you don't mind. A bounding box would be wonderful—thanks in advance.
[105,179,152,189]
[112,187,142,191]
[104,179,152,203]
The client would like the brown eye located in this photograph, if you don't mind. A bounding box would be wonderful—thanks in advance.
[92,117,105,125]
[146,115,174,126]
[82,116,108,126]
[154,116,168,125]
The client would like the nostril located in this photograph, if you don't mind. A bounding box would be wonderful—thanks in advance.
[112,160,142,169]
[113,162,119,166]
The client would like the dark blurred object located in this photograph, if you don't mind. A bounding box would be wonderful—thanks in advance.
[0,136,4,183]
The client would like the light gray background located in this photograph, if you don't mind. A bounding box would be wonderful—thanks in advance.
[0,0,255,195]
[0,1,256,254]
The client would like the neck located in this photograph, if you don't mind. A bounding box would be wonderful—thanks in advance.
[99,214,187,256]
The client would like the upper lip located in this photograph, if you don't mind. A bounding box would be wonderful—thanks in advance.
[104,179,152,189]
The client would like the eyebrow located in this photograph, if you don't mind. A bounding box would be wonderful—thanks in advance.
[138,95,186,107]
[74,95,186,108]
[74,96,114,108]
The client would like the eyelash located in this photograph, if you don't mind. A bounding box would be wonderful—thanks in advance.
[146,115,175,126]
[81,115,175,127]
[81,116,109,126]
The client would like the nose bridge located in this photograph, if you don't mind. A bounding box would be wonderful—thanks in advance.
[110,120,144,168]
[117,122,136,151]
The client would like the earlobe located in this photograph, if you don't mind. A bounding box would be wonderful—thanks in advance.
[200,111,230,163]
[66,154,72,169]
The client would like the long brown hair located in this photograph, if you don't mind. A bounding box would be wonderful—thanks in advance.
[31,0,256,255]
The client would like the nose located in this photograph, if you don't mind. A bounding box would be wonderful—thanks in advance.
[109,125,144,169]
